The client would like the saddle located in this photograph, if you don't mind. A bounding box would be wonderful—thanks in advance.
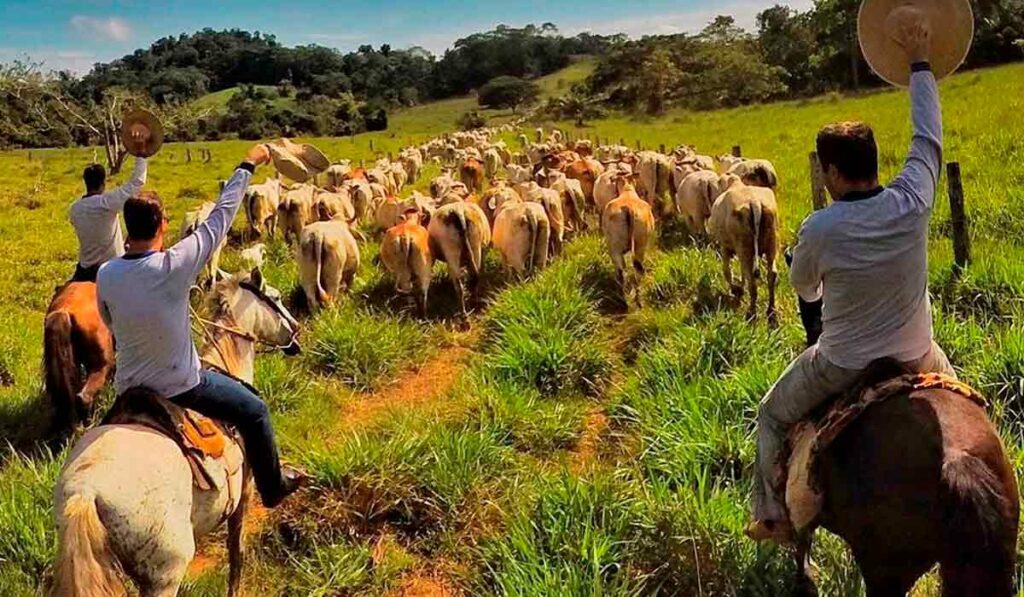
[777,367,987,532]
[101,387,240,492]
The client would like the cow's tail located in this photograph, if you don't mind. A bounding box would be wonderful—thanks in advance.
[450,209,479,278]
[313,234,331,305]
[750,201,763,279]
[624,206,635,257]
[525,208,539,274]
[44,310,79,431]
[399,234,414,276]
[53,491,125,597]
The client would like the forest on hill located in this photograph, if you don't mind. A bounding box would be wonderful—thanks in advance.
[0,0,1021,150]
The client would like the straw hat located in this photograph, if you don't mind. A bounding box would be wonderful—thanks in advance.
[267,139,331,183]
[858,0,974,87]
[121,110,164,158]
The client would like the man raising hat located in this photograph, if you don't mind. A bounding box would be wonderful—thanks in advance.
[69,133,149,282]
[96,143,304,508]
[748,12,957,542]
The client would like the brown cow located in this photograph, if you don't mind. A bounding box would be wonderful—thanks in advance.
[706,174,780,321]
[298,218,360,310]
[675,170,722,235]
[602,183,655,304]
[460,157,485,194]
[244,178,281,240]
[381,210,434,316]
[278,184,318,244]
[563,157,604,209]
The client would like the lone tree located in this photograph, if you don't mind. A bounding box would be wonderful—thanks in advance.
[477,76,540,113]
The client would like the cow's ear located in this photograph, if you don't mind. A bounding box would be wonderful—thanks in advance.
[250,267,265,291]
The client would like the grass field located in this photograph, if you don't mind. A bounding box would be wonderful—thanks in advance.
[1,59,1023,596]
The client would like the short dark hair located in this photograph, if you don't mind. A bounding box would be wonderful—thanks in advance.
[83,164,106,191]
[816,122,878,182]
[124,191,164,240]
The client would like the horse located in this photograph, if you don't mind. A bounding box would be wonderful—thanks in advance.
[44,281,114,433]
[792,365,1019,596]
[51,268,300,597]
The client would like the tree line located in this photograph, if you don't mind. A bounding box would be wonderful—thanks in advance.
[565,0,1024,118]
[0,24,616,151]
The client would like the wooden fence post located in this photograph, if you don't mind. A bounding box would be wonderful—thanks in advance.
[809,151,828,211]
[947,161,971,275]
[732,145,742,158]
[185,148,192,163]
[369,139,374,152]
[635,139,641,151]
[659,143,666,154]
[619,137,625,147]
[205,149,212,163]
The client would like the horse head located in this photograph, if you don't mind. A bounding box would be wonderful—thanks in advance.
[210,268,301,356]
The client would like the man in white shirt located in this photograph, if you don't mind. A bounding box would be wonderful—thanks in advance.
[748,20,955,542]
[69,157,148,282]
[97,143,303,508]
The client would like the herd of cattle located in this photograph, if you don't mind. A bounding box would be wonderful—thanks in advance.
[189,124,782,320]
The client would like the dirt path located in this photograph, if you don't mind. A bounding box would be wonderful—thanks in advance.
[187,338,477,584]
[571,409,609,472]
[334,344,474,434]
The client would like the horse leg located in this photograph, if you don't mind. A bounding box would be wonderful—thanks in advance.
[794,532,819,597]
[77,325,114,417]
[227,473,253,597]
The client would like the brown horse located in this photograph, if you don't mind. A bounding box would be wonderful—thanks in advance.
[794,368,1019,596]
[44,282,114,432]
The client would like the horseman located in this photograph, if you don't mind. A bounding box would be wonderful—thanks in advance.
[748,17,955,542]
[69,134,149,282]
[95,143,305,509]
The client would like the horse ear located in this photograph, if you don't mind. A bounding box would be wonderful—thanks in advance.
[250,267,265,291]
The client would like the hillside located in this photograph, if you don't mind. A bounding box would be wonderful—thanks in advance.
[1,61,1023,596]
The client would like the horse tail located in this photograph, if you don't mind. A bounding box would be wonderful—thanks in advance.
[53,492,124,597]
[44,310,79,431]
[941,451,1009,556]
[750,201,763,280]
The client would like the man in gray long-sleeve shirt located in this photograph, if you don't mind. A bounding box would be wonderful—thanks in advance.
[97,143,304,508]
[748,20,955,542]
[69,157,148,282]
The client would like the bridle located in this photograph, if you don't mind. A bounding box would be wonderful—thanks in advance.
[190,282,300,361]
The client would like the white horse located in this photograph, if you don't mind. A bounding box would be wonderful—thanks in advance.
[51,268,300,597]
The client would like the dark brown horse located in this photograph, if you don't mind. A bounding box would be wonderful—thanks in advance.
[44,281,114,432]
[795,374,1019,596]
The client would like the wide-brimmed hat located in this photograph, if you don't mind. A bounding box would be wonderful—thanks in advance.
[121,110,164,158]
[858,0,974,87]
[268,139,331,182]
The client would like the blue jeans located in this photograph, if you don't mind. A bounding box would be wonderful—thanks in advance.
[171,370,283,506]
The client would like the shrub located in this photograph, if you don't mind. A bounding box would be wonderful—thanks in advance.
[305,305,425,391]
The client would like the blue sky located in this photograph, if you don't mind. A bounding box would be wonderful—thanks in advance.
[0,0,811,73]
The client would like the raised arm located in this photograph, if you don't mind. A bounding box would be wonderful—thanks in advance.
[888,18,942,212]
[167,145,270,283]
[78,157,148,213]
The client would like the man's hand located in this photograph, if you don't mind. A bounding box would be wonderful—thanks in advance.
[888,8,932,65]
[244,144,271,168]
[129,123,151,147]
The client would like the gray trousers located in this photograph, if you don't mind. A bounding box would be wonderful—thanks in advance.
[752,341,955,521]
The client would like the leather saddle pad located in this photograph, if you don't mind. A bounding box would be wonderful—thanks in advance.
[778,371,986,531]
[102,387,235,491]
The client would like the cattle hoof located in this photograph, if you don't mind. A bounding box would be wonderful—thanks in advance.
[767,309,779,327]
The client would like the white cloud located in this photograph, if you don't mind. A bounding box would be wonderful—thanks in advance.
[563,0,815,38]
[70,15,131,42]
